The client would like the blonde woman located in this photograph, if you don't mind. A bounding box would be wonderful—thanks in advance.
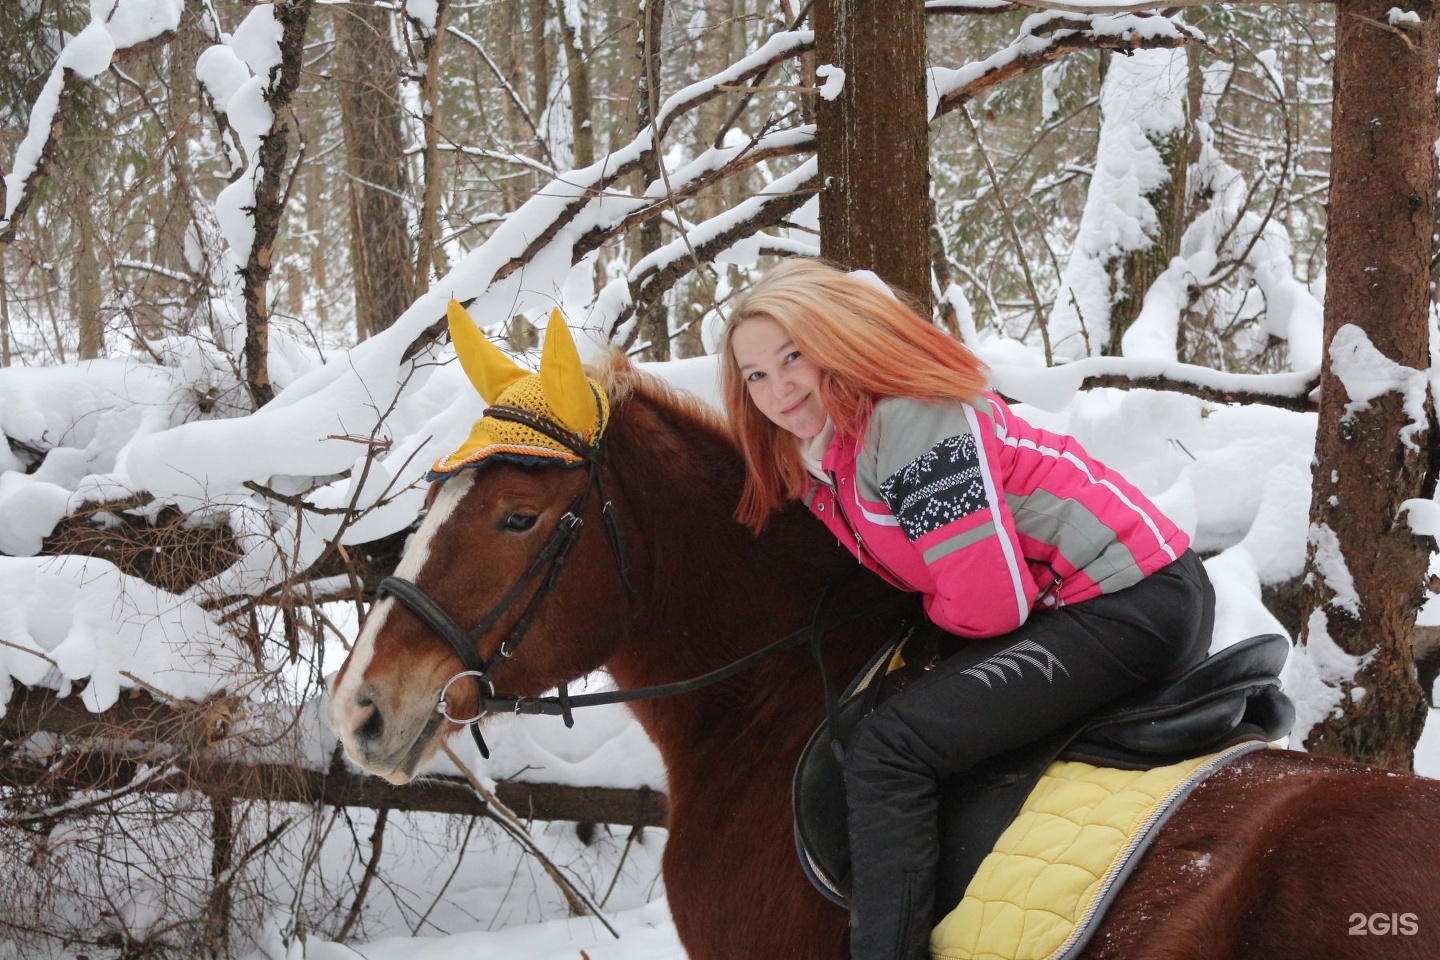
[721,258,1212,960]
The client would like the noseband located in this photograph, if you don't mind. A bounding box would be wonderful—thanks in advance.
[375,403,633,759]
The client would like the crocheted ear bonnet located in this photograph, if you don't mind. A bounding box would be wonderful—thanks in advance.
[428,300,610,481]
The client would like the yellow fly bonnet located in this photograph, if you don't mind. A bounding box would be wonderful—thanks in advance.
[428,300,610,481]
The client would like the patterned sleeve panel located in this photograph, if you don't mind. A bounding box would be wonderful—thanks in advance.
[870,398,1036,637]
[879,433,988,539]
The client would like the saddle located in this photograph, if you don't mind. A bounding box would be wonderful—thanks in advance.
[792,631,1295,911]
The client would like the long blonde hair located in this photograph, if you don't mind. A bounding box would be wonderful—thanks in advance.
[719,258,988,533]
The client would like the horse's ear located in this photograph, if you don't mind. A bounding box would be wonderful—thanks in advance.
[539,307,598,436]
[448,299,528,403]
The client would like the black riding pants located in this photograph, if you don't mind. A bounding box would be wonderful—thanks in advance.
[842,549,1215,960]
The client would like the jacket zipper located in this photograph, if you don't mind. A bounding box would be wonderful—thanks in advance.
[826,471,908,589]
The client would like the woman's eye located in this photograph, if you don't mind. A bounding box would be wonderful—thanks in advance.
[503,512,538,532]
[745,370,764,383]
[784,350,802,364]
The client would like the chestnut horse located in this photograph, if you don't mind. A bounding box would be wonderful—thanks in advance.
[331,355,1440,959]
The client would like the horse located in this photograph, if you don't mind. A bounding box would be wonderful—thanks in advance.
[330,348,1440,960]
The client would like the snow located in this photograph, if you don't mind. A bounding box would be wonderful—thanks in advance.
[57,22,117,78]
[0,554,238,716]
[407,0,441,32]
[230,5,284,75]
[1118,258,1188,362]
[196,46,254,114]
[983,352,1316,414]
[3,0,187,227]
[1328,323,1429,448]
[1400,497,1440,536]
[1284,608,1374,743]
[1387,7,1422,25]
[815,64,845,101]
[1048,45,1189,360]
[93,0,184,49]
[3,4,1440,954]
[244,900,682,960]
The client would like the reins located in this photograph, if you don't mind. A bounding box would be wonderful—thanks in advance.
[472,589,899,715]
[377,398,902,761]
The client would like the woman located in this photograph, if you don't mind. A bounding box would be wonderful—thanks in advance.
[719,258,1213,960]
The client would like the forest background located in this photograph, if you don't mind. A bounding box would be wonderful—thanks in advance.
[3,0,1440,957]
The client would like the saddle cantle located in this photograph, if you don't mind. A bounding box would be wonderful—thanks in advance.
[792,632,1295,911]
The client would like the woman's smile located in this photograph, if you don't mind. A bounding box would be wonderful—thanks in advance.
[730,316,830,439]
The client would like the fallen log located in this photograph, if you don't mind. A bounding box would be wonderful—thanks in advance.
[1,684,667,828]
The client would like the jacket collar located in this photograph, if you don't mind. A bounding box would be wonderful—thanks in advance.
[799,417,836,483]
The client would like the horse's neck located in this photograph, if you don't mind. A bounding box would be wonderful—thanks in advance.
[600,385,860,764]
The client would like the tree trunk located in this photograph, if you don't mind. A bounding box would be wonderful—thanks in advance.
[306,160,329,328]
[814,0,930,307]
[412,0,451,296]
[556,0,594,170]
[1050,46,1189,361]
[527,0,552,132]
[0,254,12,366]
[73,198,103,359]
[634,0,669,360]
[1296,0,1438,770]
[336,0,415,339]
[240,0,315,409]
[205,794,234,958]
[1109,120,1188,355]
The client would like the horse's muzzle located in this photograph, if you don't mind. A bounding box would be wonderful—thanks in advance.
[331,681,446,782]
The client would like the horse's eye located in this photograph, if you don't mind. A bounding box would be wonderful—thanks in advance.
[503,512,538,533]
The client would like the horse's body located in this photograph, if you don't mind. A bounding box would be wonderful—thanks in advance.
[331,357,1440,959]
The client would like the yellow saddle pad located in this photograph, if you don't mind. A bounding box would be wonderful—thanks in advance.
[930,741,1266,960]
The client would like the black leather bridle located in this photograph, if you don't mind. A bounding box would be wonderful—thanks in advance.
[375,402,633,759]
[376,401,901,761]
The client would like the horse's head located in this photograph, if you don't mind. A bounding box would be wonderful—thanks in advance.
[329,303,634,783]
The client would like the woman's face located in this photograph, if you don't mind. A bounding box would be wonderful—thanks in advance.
[730,316,829,440]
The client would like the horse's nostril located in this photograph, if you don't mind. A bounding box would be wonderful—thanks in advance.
[357,704,385,743]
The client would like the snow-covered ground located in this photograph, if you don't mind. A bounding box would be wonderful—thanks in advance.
[6,338,1440,960]
[3,1,1431,957]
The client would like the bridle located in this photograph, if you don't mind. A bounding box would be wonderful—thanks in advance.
[375,401,633,759]
[376,402,903,761]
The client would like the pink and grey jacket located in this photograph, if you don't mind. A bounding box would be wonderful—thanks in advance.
[803,393,1189,639]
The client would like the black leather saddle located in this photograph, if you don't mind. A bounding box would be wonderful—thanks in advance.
[792,632,1295,911]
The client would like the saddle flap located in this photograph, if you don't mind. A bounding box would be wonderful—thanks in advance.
[792,697,867,906]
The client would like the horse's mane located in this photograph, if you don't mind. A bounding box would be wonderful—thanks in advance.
[588,350,729,438]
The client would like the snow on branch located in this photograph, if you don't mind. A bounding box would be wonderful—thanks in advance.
[989,355,1320,413]
[929,11,1203,119]
[607,158,823,339]
[0,0,183,253]
[925,0,1028,12]
[569,127,817,272]
[654,30,814,142]
[1001,0,1325,13]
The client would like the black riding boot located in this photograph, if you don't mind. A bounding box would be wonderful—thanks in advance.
[841,550,1214,960]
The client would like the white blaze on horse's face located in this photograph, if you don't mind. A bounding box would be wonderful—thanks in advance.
[329,472,476,783]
